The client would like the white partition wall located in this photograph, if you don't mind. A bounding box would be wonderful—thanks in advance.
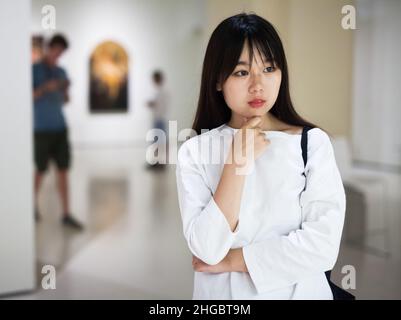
[0,0,35,295]
[352,0,401,167]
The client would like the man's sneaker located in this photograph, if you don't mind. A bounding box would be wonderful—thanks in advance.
[62,215,84,230]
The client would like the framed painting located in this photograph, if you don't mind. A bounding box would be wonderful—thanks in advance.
[90,41,129,113]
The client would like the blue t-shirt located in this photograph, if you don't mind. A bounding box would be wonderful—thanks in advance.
[33,62,69,132]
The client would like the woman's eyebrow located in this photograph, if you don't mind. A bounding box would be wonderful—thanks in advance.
[236,58,273,66]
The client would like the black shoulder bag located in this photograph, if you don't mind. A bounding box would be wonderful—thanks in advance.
[301,126,355,300]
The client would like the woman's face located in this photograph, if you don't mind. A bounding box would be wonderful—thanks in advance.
[218,42,282,123]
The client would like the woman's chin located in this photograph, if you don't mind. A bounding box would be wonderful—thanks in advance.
[247,108,268,117]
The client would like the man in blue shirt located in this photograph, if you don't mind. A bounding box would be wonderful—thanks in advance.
[33,34,82,230]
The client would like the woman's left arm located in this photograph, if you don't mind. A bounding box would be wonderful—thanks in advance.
[192,248,248,273]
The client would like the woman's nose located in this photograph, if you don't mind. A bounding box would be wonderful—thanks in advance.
[249,75,264,93]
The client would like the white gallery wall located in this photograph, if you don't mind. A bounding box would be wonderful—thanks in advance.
[352,0,401,167]
[31,0,206,147]
[0,0,35,295]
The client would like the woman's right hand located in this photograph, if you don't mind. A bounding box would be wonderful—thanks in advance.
[227,116,270,169]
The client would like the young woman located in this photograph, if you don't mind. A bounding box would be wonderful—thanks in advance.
[176,13,346,299]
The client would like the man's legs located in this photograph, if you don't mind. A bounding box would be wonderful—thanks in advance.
[54,130,83,230]
[155,119,167,167]
[34,132,49,220]
[56,169,69,217]
[34,171,44,219]
[34,172,43,203]
[57,168,83,230]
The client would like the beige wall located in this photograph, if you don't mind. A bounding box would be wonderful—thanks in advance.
[205,0,354,137]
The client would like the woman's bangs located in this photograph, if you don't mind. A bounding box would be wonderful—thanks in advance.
[218,35,245,83]
[248,36,280,69]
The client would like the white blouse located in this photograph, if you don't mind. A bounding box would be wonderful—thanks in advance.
[176,123,346,300]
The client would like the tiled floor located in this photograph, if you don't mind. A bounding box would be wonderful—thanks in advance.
[8,147,401,299]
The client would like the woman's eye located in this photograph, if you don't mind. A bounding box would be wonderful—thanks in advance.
[264,66,275,73]
[234,70,248,77]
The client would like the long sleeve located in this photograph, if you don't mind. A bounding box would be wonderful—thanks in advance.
[176,138,240,265]
[242,129,346,294]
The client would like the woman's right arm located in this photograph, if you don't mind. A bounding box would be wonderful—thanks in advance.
[176,117,269,265]
[213,117,269,232]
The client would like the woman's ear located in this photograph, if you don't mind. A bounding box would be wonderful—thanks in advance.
[216,83,222,91]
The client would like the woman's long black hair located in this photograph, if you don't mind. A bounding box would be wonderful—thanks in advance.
[192,13,319,135]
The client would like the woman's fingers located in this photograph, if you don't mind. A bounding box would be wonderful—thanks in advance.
[193,256,205,268]
[192,257,207,272]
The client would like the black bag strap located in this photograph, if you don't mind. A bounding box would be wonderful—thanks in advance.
[300,126,355,300]
[301,126,313,178]
[301,126,313,167]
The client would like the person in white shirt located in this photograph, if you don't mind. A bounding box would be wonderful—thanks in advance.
[147,70,170,168]
[176,13,347,300]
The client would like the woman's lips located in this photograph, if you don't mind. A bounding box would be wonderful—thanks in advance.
[248,99,266,108]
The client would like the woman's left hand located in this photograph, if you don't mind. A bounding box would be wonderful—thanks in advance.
[192,255,232,273]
